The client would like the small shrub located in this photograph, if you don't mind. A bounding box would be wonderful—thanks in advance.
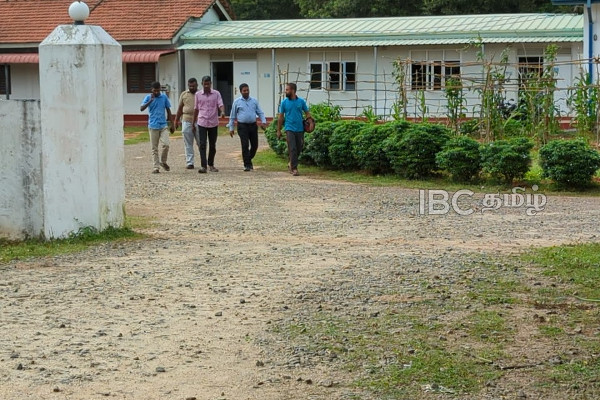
[264,120,287,157]
[436,136,482,181]
[351,121,410,174]
[459,119,480,137]
[303,121,337,167]
[480,137,534,184]
[309,102,342,123]
[328,120,366,170]
[360,105,381,123]
[385,123,451,179]
[539,139,600,188]
[501,119,525,138]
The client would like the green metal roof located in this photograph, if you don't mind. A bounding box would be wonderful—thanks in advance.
[180,13,583,50]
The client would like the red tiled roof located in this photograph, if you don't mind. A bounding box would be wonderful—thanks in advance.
[0,53,39,63]
[0,0,235,45]
[122,50,176,63]
[0,50,177,64]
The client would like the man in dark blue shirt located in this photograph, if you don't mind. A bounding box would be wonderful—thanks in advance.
[228,83,267,171]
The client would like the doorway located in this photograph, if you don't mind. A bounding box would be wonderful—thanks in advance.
[211,59,259,116]
[212,62,233,115]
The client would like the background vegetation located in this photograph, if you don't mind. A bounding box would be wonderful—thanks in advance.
[230,0,572,19]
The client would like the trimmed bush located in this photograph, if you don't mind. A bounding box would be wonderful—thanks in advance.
[264,120,287,157]
[352,120,411,174]
[384,123,451,179]
[539,139,600,188]
[302,121,337,167]
[480,137,534,184]
[328,120,366,170]
[436,136,482,181]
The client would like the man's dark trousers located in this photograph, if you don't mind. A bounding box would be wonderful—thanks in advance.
[238,122,259,168]
[198,126,218,168]
[286,130,304,169]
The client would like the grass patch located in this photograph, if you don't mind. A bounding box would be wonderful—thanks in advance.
[254,148,600,194]
[522,243,600,300]
[541,357,600,393]
[123,125,187,145]
[357,345,502,397]
[467,278,524,306]
[274,307,507,397]
[0,223,144,263]
[124,126,150,145]
[465,310,512,343]
[539,325,564,338]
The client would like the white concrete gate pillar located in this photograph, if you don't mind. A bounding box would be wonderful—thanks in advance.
[38,2,124,238]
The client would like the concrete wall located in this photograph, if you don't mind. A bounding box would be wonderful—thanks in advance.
[0,100,43,239]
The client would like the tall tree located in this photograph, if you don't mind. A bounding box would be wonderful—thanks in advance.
[293,0,421,18]
[422,0,566,15]
[231,0,573,20]
[230,0,301,20]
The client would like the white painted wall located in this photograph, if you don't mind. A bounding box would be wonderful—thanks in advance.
[10,64,40,100]
[200,7,221,24]
[39,24,124,239]
[0,100,43,239]
[196,42,575,120]
[122,53,179,115]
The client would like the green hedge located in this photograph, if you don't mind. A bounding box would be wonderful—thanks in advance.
[436,136,482,182]
[539,139,600,188]
[302,121,337,167]
[264,120,287,157]
[263,117,598,191]
[480,137,534,184]
[328,120,366,170]
[352,120,411,174]
[384,123,451,179]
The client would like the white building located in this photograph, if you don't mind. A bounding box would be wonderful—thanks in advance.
[1,7,585,123]
[0,0,235,125]
[179,14,584,121]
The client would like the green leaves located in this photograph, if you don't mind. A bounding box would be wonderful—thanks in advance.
[480,137,534,184]
[539,139,600,188]
[436,136,482,182]
[230,0,562,20]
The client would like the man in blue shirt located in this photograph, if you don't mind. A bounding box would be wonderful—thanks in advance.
[228,83,267,171]
[277,83,312,176]
[141,81,174,174]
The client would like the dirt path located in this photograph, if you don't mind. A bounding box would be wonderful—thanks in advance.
[1,134,599,399]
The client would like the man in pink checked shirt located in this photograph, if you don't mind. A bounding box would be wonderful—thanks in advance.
[192,75,226,173]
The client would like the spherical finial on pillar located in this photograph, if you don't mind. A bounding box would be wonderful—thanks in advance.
[68,1,90,25]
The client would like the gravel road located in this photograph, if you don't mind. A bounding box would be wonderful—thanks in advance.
[1,134,599,399]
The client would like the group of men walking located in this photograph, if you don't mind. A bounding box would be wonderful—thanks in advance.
[140,78,311,176]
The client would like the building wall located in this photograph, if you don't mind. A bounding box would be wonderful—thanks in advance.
[122,53,179,116]
[183,42,577,120]
[9,64,40,100]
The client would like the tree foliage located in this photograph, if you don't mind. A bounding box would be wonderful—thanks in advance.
[230,0,572,20]
[230,0,300,20]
